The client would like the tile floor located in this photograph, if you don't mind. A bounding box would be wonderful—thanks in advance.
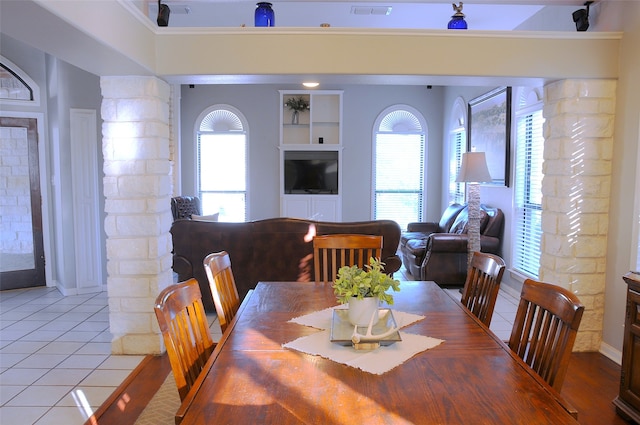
[0,271,519,425]
[396,266,520,341]
[0,286,144,425]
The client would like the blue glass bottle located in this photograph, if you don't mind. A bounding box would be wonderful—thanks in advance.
[255,2,275,27]
[448,2,467,30]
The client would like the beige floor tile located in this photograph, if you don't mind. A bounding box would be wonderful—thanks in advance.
[0,367,49,385]
[0,352,29,368]
[38,321,79,332]
[0,384,26,405]
[5,384,73,407]
[36,341,85,355]
[55,331,100,343]
[14,353,68,369]
[72,321,108,332]
[19,330,66,342]
[34,368,92,386]
[80,368,132,387]
[56,385,116,408]
[0,340,49,354]
[56,354,109,369]
[0,406,49,424]
[97,355,145,370]
[74,342,111,355]
[33,406,91,425]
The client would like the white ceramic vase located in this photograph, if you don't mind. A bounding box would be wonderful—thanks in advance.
[348,296,380,327]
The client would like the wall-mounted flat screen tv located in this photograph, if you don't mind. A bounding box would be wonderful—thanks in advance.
[284,151,338,194]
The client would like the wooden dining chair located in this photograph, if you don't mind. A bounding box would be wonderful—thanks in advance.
[460,251,506,327]
[508,278,585,392]
[154,278,215,401]
[313,234,383,283]
[203,251,240,333]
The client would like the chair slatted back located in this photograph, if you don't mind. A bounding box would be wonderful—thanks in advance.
[508,278,584,391]
[313,234,383,283]
[154,279,215,401]
[204,251,240,333]
[460,252,506,326]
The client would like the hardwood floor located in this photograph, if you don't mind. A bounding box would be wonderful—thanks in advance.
[563,352,630,425]
[85,354,171,425]
[89,351,631,424]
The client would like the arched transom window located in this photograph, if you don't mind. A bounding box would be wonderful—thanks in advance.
[197,106,248,222]
[373,106,426,230]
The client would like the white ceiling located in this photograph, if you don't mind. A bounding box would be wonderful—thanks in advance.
[137,0,589,30]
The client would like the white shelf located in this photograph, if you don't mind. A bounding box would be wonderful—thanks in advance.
[279,90,343,220]
[279,90,342,146]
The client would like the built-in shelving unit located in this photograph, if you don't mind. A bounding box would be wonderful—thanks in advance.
[279,90,343,221]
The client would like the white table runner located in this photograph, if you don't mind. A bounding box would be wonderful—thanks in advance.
[283,306,444,375]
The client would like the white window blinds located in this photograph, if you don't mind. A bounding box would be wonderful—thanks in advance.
[449,130,466,205]
[197,108,247,222]
[374,133,425,231]
[513,109,544,277]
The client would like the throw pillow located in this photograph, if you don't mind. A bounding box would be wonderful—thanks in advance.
[191,213,219,222]
[450,209,489,234]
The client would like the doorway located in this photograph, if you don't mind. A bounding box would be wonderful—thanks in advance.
[0,117,45,289]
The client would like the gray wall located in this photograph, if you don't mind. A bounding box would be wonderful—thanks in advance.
[45,57,103,290]
[180,84,445,222]
[442,85,518,292]
[1,34,104,292]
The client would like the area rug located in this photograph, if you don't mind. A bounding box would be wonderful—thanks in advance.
[134,373,180,425]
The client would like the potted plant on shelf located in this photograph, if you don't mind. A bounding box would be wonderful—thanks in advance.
[333,257,401,326]
[284,96,309,125]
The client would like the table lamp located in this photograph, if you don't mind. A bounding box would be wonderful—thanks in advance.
[456,152,492,266]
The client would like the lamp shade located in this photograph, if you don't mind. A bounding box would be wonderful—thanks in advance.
[456,152,492,183]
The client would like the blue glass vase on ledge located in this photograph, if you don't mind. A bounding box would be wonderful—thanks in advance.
[255,2,275,27]
[448,2,467,30]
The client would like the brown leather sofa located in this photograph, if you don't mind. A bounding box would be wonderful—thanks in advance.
[171,217,402,312]
[400,204,504,287]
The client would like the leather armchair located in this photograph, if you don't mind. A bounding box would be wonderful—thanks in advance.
[400,204,504,287]
[171,196,201,221]
[400,203,465,276]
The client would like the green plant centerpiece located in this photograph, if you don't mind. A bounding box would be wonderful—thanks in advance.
[284,96,310,112]
[284,96,309,124]
[333,257,401,326]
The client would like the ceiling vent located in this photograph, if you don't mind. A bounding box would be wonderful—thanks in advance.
[351,6,392,16]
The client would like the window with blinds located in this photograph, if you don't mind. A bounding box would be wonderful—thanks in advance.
[197,107,247,222]
[449,130,466,205]
[373,108,426,231]
[513,109,544,277]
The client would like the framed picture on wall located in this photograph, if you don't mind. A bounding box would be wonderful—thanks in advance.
[467,87,512,187]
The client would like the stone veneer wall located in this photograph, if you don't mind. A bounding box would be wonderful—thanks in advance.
[0,126,32,255]
[101,76,174,354]
[541,79,616,351]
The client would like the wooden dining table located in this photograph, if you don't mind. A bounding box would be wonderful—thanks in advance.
[176,281,579,424]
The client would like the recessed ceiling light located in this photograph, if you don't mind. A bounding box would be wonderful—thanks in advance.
[303,82,319,88]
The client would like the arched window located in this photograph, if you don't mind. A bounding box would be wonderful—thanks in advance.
[448,98,467,204]
[196,105,248,222]
[373,106,426,230]
[0,57,39,105]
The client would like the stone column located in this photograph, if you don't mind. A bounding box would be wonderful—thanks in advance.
[101,76,174,354]
[541,79,616,351]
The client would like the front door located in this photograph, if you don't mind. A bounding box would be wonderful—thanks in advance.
[0,117,45,290]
